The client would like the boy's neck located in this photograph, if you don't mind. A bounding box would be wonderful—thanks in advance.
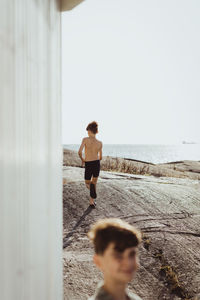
[103,279,128,300]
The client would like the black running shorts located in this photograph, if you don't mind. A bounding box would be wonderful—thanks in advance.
[85,160,100,180]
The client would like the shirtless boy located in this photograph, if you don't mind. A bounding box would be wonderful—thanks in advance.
[78,121,103,207]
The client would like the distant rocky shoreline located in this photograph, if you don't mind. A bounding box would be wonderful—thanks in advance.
[63,148,200,181]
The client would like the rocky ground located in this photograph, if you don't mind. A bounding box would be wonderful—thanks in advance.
[63,162,200,300]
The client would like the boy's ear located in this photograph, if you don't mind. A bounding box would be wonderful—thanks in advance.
[93,254,102,270]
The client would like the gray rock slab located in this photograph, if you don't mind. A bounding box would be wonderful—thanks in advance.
[63,166,200,300]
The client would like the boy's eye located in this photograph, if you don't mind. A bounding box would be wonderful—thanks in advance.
[113,253,122,259]
[129,251,136,258]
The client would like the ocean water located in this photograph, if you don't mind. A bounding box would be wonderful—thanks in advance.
[63,144,200,164]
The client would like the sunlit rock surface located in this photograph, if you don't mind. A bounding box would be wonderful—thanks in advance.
[63,165,200,300]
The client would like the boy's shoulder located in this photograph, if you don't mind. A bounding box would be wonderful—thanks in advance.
[82,137,89,144]
[88,293,142,300]
[128,291,143,300]
[96,139,102,145]
[87,283,142,300]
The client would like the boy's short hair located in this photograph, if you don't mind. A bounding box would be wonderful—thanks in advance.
[88,218,142,254]
[86,121,98,134]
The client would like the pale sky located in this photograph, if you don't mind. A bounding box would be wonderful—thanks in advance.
[62,0,200,144]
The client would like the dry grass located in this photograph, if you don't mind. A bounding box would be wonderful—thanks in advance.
[142,234,151,251]
[153,249,191,299]
[101,157,150,176]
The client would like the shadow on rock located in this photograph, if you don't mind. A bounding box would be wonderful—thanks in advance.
[63,206,93,249]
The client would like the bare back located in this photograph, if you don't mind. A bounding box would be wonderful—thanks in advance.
[81,137,102,162]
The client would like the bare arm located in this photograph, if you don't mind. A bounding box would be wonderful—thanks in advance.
[78,138,86,163]
[99,142,103,160]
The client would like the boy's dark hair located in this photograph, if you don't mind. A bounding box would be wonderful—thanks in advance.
[86,121,98,134]
[88,218,142,254]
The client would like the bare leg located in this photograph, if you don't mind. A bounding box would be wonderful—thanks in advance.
[85,180,91,190]
[90,177,98,200]
[85,180,95,205]
[91,177,98,188]
[89,197,95,205]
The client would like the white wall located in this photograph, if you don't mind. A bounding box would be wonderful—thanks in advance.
[0,0,62,299]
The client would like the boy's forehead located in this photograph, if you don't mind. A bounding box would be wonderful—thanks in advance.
[107,242,138,253]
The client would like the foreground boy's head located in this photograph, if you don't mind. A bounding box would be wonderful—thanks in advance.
[86,121,98,135]
[88,218,142,284]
